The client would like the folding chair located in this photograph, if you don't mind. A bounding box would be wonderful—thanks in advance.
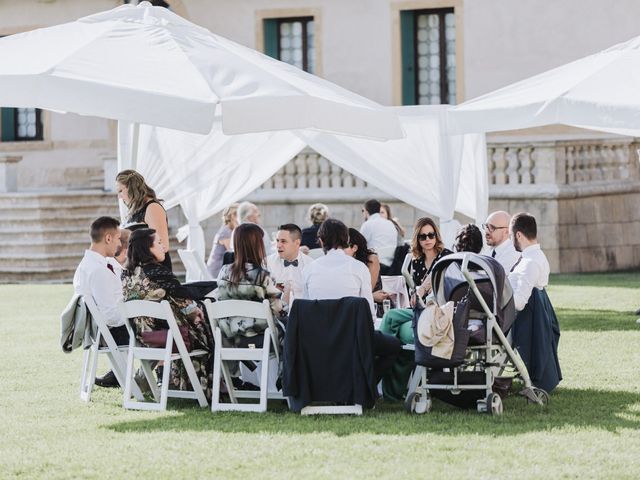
[381,275,410,308]
[79,296,144,402]
[119,300,209,411]
[204,299,285,413]
[178,248,214,282]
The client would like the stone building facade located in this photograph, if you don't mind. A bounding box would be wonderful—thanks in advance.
[1,0,639,280]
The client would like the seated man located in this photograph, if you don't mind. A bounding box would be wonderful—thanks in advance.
[483,210,521,273]
[508,212,561,392]
[266,223,313,307]
[508,213,550,311]
[302,218,401,384]
[73,216,128,388]
[113,227,130,274]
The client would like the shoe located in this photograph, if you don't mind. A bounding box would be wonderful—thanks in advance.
[95,370,119,388]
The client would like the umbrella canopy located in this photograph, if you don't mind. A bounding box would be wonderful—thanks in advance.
[0,1,403,139]
[450,35,640,134]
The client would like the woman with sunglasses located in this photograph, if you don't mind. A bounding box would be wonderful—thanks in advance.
[379,217,452,401]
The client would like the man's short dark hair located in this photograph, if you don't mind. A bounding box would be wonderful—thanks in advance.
[318,218,349,251]
[364,199,381,216]
[278,223,302,241]
[511,212,537,240]
[90,217,120,243]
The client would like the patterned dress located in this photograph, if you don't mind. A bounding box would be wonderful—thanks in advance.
[214,263,287,376]
[122,263,213,399]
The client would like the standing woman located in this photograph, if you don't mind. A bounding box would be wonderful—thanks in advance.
[206,203,239,278]
[116,169,172,270]
[380,203,406,246]
[379,217,452,401]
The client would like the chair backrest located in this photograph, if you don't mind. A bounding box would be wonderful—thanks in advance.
[178,249,214,282]
[307,248,324,259]
[83,295,120,349]
[401,253,415,289]
[204,299,279,361]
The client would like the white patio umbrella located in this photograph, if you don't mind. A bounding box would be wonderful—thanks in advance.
[450,34,640,135]
[0,1,403,140]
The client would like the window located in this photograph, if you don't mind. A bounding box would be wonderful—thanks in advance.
[401,8,456,105]
[263,17,315,74]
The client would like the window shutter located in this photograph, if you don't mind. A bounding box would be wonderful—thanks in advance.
[1,108,16,142]
[400,10,416,105]
[263,19,279,59]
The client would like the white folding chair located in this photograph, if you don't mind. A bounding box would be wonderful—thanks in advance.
[381,275,410,308]
[79,296,144,402]
[204,299,285,413]
[307,248,324,259]
[119,300,209,411]
[178,248,214,282]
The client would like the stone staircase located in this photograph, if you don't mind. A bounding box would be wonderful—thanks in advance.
[0,190,184,283]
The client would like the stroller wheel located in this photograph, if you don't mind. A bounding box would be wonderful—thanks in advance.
[405,391,431,414]
[526,387,550,406]
[486,393,503,415]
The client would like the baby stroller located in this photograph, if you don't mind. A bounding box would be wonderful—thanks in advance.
[404,252,549,415]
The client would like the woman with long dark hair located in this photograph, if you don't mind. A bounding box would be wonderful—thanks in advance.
[378,217,452,401]
[122,228,213,398]
[116,169,172,270]
[214,223,287,375]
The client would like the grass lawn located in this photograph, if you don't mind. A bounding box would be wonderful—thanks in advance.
[1,272,639,479]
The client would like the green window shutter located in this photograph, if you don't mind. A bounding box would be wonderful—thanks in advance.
[400,10,416,105]
[1,107,16,141]
[263,19,279,59]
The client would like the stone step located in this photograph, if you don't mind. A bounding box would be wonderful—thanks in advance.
[0,204,119,218]
[1,215,119,230]
[0,226,89,242]
[2,240,89,254]
[0,190,117,208]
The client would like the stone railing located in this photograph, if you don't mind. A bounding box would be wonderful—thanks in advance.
[488,138,640,189]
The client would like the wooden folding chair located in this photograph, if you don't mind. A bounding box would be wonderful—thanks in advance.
[80,296,144,402]
[119,300,209,411]
[178,249,214,282]
[204,299,285,413]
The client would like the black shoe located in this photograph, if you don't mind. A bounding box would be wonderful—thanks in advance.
[95,370,119,388]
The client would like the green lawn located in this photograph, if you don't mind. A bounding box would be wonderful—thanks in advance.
[1,273,639,479]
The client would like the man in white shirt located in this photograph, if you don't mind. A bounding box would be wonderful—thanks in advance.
[73,217,127,387]
[230,201,272,255]
[266,223,313,306]
[359,199,397,266]
[483,210,521,273]
[303,218,402,384]
[508,213,551,311]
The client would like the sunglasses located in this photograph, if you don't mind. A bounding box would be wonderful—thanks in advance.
[482,223,507,233]
[418,232,436,241]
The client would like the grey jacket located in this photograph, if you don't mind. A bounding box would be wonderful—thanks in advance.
[60,294,96,353]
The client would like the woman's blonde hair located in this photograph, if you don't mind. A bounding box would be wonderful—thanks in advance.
[115,170,160,217]
[411,217,444,258]
[222,203,240,226]
[308,203,329,225]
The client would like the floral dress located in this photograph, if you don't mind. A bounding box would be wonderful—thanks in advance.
[122,263,213,399]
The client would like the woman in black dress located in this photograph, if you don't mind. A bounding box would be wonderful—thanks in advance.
[116,169,172,270]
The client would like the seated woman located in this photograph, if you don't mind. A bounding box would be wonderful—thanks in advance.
[346,228,390,316]
[454,223,483,254]
[379,217,452,401]
[301,203,329,251]
[214,223,287,376]
[122,228,213,398]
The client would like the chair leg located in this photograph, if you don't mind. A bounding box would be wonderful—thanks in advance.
[80,345,95,402]
[123,344,135,407]
[258,331,271,412]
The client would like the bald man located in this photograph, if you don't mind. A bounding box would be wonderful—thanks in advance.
[483,211,520,272]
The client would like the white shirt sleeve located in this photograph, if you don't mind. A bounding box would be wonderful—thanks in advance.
[357,264,376,319]
[508,258,542,311]
[89,268,124,327]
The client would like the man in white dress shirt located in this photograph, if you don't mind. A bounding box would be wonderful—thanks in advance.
[303,218,402,383]
[359,199,397,266]
[266,224,313,306]
[508,213,551,311]
[483,210,521,273]
[73,217,127,387]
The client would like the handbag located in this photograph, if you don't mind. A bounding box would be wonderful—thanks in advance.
[141,326,191,353]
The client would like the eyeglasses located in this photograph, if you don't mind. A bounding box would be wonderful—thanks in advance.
[418,232,436,241]
[482,223,508,233]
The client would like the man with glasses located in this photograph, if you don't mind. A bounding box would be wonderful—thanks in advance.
[483,210,520,272]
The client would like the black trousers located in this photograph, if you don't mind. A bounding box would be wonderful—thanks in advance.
[108,325,130,346]
[373,331,403,384]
